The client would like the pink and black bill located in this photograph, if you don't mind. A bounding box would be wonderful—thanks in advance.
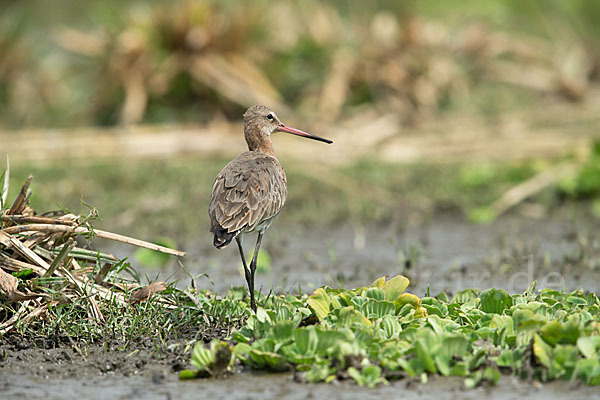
[276,124,333,144]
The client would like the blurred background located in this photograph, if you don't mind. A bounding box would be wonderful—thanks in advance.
[2,0,600,294]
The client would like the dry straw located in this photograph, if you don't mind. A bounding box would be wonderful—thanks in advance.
[0,167,185,335]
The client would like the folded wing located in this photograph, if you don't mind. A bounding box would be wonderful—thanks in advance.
[209,152,287,248]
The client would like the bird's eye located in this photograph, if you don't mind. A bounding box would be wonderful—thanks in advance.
[266,113,274,121]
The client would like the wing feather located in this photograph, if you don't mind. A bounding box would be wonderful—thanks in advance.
[209,152,287,236]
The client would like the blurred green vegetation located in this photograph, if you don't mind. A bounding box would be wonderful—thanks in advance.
[1,0,599,128]
[3,0,600,230]
[559,142,600,199]
[133,236,177,268]
[4,153,592,243]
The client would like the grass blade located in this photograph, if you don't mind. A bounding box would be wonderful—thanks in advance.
[1,155,8,209]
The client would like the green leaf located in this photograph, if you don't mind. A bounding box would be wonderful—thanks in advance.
[451,289,479,304]
[232,327,252,343]
[347,365,386,388]
[435,335,470,376]
[490,314,514,336]
[247,349,289,371]
[553,344,579,378]
[512,308,534,329]
[482,366,501,384]
[415,329,438,374]
[362,364,387,388]
[336,306,371,326]
[270,320,296,341]
[379,315,402,339]
[181,276,600,387]
[464,366,501,388]
[426,315,444,334]
[365,287,385,300]
[12,268,34,278]
[566,293,587,306]
[394,293,421,310]
[578,336,600,359]
[540,320,581,346]
[371,276,386,288]
[347,367,366,386]
[315,329,349,355]
[307,288,331,321]
[516,320,544,348]
[306,362,332,383]
[533,334,552,368]
[178,369,199,380]
[256,307,271,323]
[496,348,527,369]
[421,297,448,317]
[383,275,409,301]
[191,342,214,371]
[293,327,319,356]
[479,288,512,314]
[577,359,600,385]
[436,292,450,303]
[361,299,396,319]
[233,343,251,357]
[190,340,232,376]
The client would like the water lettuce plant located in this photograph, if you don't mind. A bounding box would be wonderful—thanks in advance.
[179,340,234,379]
[183,276,600,387]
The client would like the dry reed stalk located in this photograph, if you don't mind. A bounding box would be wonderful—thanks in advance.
[6,175,32,218]
[2,224,185,257]
[1,175,186,333]
[0,303,49,335]
[0,254,47,276]
[22,232,53,251]
[62,267,105,322]
[0,300,33,334]
[0,231,52,271]
[0,215,77,225]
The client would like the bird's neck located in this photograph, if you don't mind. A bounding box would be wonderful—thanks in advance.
[245,131,276,156]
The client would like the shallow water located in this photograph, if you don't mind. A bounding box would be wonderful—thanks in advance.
[167,211,595,296]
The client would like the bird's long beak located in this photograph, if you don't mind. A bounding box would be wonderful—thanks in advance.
[276,123,333,144]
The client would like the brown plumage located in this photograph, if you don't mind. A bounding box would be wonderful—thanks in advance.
[208,105,332,311]
[209,152,286,248]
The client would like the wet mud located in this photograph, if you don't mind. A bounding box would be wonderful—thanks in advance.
[181,209,599,296]
[2,368,597,400]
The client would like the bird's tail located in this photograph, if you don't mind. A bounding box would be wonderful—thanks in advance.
[213,229,236,249]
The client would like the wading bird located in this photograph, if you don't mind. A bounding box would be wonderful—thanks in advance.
[209,105,332,311]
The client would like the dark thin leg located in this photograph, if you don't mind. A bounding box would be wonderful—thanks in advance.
[248,231,264,312]
[235,236,254,309]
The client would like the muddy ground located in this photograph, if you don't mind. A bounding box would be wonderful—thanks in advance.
[2,370,598,400]
[177,208,599,296]
[2,209,600,399]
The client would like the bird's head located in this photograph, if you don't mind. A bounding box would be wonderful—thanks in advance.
[243,105,333,146]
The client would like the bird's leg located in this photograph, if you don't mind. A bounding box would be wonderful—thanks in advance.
[248,231,264,312]
[235,236,254,309]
